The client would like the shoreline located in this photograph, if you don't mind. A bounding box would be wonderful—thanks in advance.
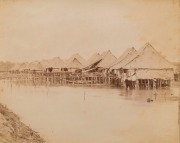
[0,103,45,143]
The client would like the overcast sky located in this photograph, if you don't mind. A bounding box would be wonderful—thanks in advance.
[0,0,179,62]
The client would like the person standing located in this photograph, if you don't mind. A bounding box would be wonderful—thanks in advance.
[131,73,137,89]
[126,75,132,90]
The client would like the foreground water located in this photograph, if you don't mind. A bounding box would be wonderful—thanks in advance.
[0,80,179,143]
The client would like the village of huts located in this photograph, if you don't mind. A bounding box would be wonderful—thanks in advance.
[5,43,178,89]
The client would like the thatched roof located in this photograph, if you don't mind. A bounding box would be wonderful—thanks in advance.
[87,53,101,65]
[110,47,137,69]
[84,50,117,70]
[67,58,83,69]
[42,57,67,69]
[95,50,117,68]
[67,53,86,66]
[123,43,175,69]
[18,62,30,71]
[28,61,44,71]
[40,60,49,68]
[98,50,117,68]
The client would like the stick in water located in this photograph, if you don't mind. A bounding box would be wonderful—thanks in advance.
[84,91,86,101]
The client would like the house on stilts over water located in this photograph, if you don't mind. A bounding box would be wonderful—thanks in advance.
[28,61,44,72]
[41,57,67,72]
[110,43,175,89]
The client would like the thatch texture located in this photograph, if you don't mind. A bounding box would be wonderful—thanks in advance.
[67,53,86,66]
[84,50,117,71]
[67,58,83,69]
[110,47,137,69]
[87,53,101,65]
[123,43,175,70]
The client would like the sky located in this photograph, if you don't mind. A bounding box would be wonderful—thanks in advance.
[0,0,179,62]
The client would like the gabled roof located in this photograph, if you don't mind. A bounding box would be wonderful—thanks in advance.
[46,57,67,69]
[110,47,137,69]
[86,53,101,65]
[39,57,67,69]
[19,62,30,71]
[123,43,175,69]
[84,50,117,69]
[40,60,49,68]
[67,53,86,66]
[67,58,83,69]
[28,61,44,71]
[97,50,117,68]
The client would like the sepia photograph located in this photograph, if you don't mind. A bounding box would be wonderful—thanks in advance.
[0,0,180,143]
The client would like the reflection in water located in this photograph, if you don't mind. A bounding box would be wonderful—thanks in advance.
[0,79,179,143]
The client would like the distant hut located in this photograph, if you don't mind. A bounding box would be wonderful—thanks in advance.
[28,61,44,72]
[11,63,21,72]
[41,57,67,72]
[40,59,49,70]
[67,53,86,66]
[67,58,83,72]
[112,43,175,88]
[50,57,67,72]
[18,62,30,71]
[83,50,117,74]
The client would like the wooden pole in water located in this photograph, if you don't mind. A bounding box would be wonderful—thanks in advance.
[84,91,86,101]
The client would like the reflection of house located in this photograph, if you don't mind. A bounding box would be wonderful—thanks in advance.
[83,50,117,74]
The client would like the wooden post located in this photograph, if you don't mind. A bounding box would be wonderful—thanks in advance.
[139,79,141,89]
[147,79,149,89]
[157,79,159,88]
[160,79,162,88]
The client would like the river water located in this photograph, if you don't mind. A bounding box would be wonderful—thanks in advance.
[0,80,179,143]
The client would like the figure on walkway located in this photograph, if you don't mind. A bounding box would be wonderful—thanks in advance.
[131,72,137,89]
[125,73,132,90]
[125,79,131,90]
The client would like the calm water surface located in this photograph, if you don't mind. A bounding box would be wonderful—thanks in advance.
[0,80,179,143]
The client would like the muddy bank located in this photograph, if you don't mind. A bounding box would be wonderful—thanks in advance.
[0,103,45,143]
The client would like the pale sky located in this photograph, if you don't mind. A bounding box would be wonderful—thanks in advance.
[0,0,179,62]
